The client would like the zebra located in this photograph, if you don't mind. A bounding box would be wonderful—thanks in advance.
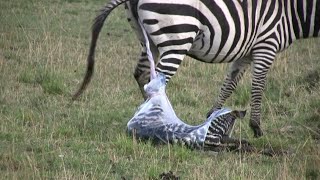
[73,0,320,138]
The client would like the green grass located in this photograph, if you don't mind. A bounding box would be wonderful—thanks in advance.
[1,0,320,179]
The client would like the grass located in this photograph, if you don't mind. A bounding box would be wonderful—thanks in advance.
[0,0,320,179]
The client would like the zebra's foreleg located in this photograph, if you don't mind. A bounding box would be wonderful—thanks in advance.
[250,48,276,138]
[207,57,251,117]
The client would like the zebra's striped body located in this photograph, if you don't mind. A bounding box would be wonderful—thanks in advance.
[74,0,320,137]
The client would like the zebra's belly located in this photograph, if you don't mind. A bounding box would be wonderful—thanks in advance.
[187,47,244,63]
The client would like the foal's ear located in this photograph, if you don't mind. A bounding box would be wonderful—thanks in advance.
[231,110,246,119]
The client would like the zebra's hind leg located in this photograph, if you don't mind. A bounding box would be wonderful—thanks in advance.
[134,47,150,100]
[220,135,254,152]
[204,136,253,152]
[250,46,276,138]
[133,44,159,100]
[152,40,194,83]
[221,135,250,145]
[207,57,251,117]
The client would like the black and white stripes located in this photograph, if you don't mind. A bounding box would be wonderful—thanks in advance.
[74,0,320,137]
[204,110,245,147]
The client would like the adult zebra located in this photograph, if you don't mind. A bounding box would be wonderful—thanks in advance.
[73,0,320,137]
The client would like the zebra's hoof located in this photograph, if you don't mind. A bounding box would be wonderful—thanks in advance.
[249,120,263,138]
[206,110,213,118]
[254,129,263,138]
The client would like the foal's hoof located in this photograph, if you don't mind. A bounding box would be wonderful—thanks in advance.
[250,122,263,138]
[206,107,221,118]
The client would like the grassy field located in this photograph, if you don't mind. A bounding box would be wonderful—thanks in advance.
[0,0,320,179]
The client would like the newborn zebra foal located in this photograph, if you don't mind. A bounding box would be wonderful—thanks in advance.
[127,73,249,152]
[203,110,249,152]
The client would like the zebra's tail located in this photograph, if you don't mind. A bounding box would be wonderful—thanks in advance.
[72,0,130,101]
